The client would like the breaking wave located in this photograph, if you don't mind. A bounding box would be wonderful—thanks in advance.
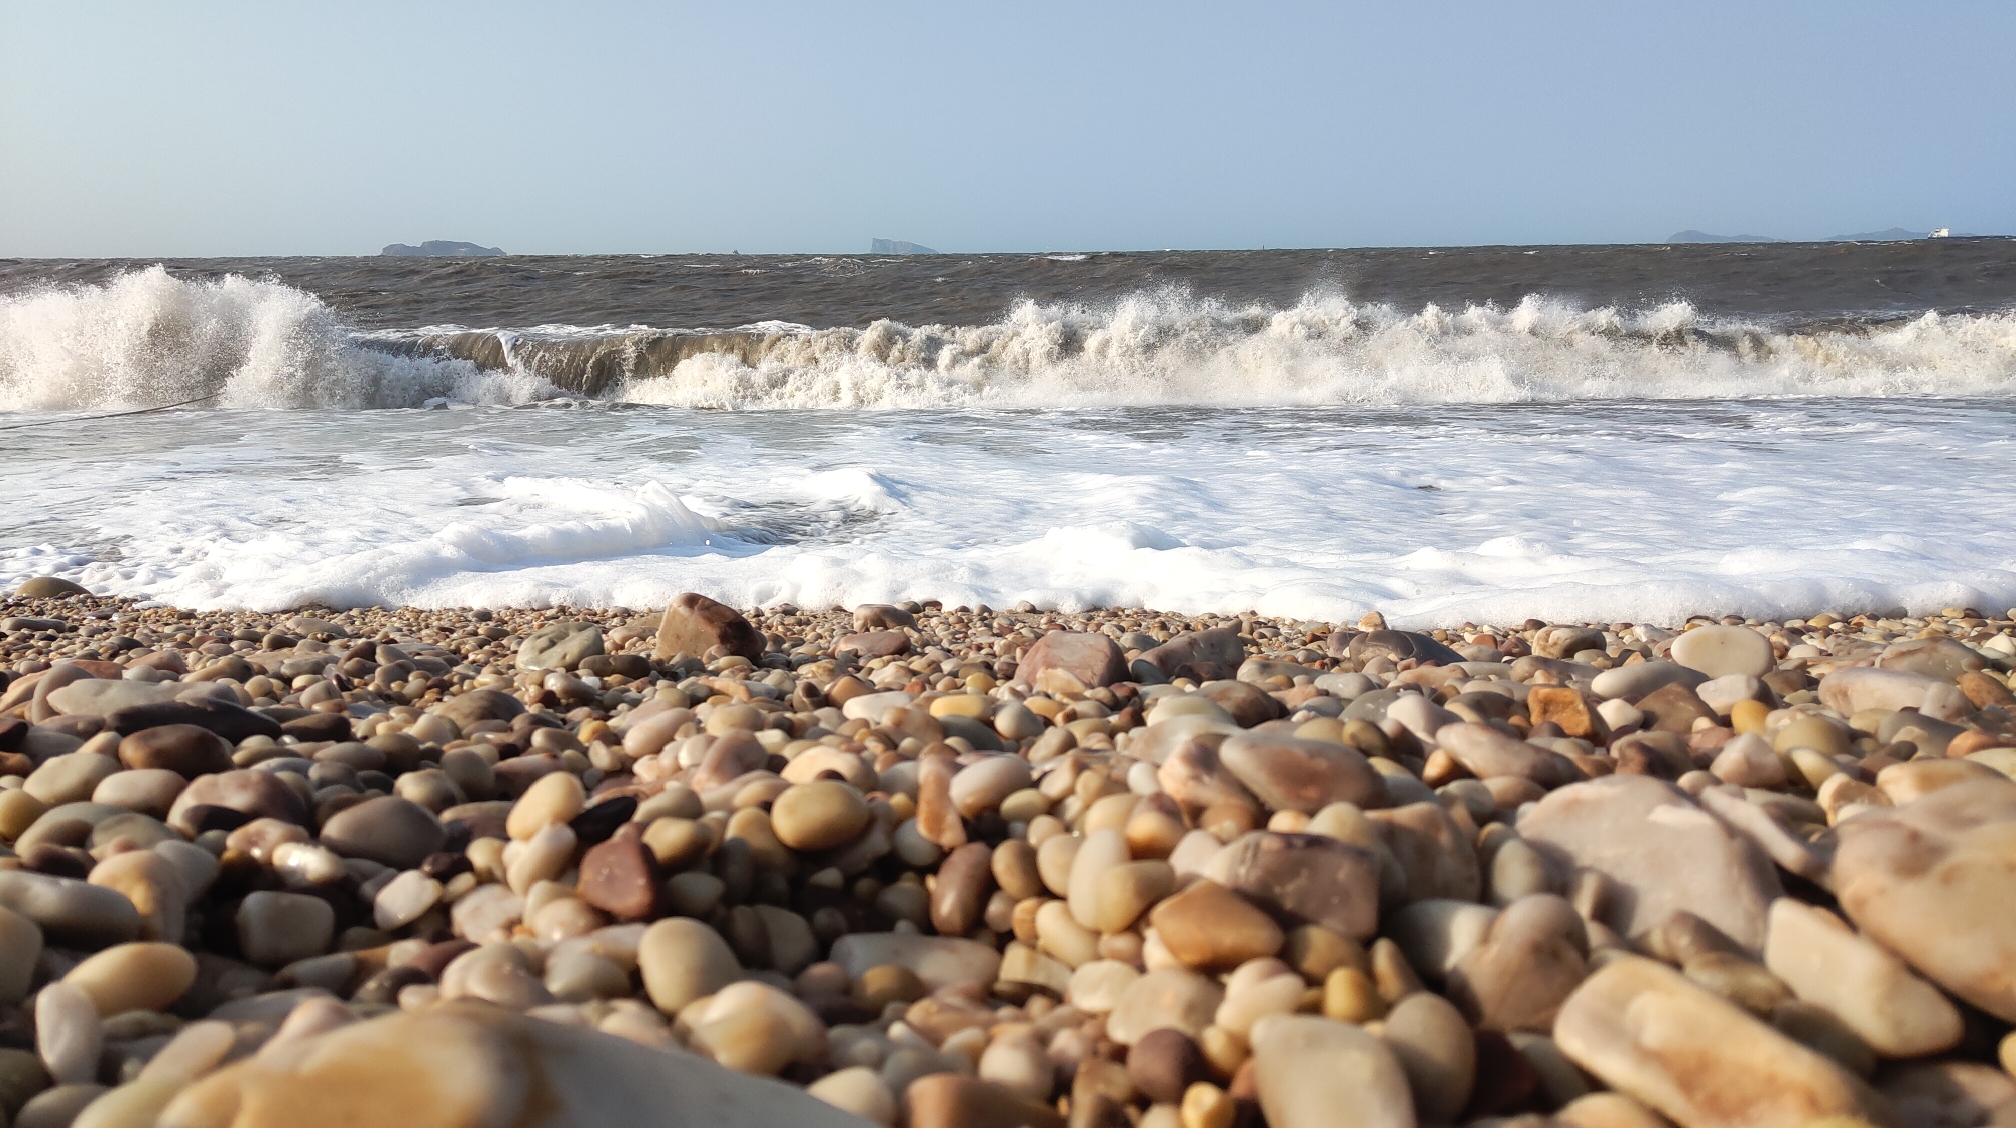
[5,266,2016,411]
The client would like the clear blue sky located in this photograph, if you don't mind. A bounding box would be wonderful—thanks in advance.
[2,1,2011,256]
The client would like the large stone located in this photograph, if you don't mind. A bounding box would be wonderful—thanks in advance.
[1447,894,1588,1032]
[655,593,763,662]
[829,933,1001,992]
[1148,879,1284,971]
[1139,627,1247,681]
[1369,801,1483,904]
[517,622,605,671]
[16,576,90,597]
[1670,625,1776,679]
[1218,732,1388,813]
[319,796,447,869]
[159,1001,874,1128]
[24,752,121,807]
[166,769,308,836]
[1553,956,1894,1128]
[639,918,741,1014]
[1345,630,1466,668]
[1014,631,1128,689]
[1591,662,1709,702]
[118,724,233,778]
[1204,831,1383,941]
[1105,969,1225,1045]
[0,869,140,948]
[104,698,283,743]
[1250,1015,1417,1128]
[905,1074,1063,1128]
[1518,775,1781,953]
[1434,724,1583,787]
[1828,780,2016,1021]
[1763,899,1963,1058]
[1877,638,1988,683]
[432,689,526,729]
[1819,668,1974,724]
[64,941,197,1014]
[236,890,335,967]
[44,679,183,717]
[1382,993,1476,1123]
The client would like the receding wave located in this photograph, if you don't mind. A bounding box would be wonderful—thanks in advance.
[5,266,2016,411]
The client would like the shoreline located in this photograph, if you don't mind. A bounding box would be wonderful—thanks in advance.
[4,583,2016,1126]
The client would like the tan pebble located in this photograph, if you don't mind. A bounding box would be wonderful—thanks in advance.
[1325,966,1387,1022]
[771,780,871,852]
[807,1066,896,1126]
[1181,1082,1236,1128]
[64,942,197,1015]
[1093,861,1175,935]
[505,771,585,841]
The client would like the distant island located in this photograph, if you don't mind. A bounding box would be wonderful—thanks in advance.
[870,238,936,255]
[381,240,505,257]
[1666,227,1967,244]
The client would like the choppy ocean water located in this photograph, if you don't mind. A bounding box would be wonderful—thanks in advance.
[3,244,2014,622]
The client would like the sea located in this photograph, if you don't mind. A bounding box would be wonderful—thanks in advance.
[2,242,2014,626]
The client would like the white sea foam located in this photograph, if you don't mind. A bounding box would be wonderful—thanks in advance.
[4,401,2013,625]
[614,290,2016,408]
[0,267,556,410]
[4,268,2016,411]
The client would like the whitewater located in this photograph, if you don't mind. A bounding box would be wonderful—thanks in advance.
[3,264,2014,624]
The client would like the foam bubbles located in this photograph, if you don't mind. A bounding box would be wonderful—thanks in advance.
[0,267,559,410]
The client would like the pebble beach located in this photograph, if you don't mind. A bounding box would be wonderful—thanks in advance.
[4,580,2016,1128]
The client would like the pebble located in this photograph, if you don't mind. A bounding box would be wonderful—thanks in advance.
[1250,1015,1416,1128]
[1382,992,1477,1123]
[771,780,871,851]
[638,917,741,1013]
[1554,956,1890,1128]
[64,941,198,1014]
[1670,624,1776,679]
[0,869,142,948]
[319,795,447,868]
[236,890,336,967]
[36,982,101,1085]
[1148,879,1283,970]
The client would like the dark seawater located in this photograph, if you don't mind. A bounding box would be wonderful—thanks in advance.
[5,239,2015,330]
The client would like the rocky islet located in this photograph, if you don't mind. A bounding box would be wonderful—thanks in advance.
[0,590,2014,1127]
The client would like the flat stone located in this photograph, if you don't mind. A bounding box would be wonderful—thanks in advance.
[1446,893,1588,1032]
[1204,831,1383,941]
[158,1001,874,1128]
[24,752,121,807]
[104,698,283,743]
[64,941,196,1014]
[1819,668,1974,724]
[1553,956,1893,1128]
[1218,732,1388,813]
[1634,682,1718,734]
[1347,629,1466,668]
[1433,724,1582,787]
[45,679,183,717]
[1015,631,1128,690]
[319,795,446,869]
[948,756,1033,819]
[656,592,763,662]
[1519,775,1781,953]
[904,1073,1064,1128]
[1105,969,1225,1045]
[1877,638,1988,683]
[1670,625,1775,679]
[1149,879,1284,971]
[166,769,307,837]
[431,689,525,729]
[517,622,605,671]
[118,724,233,778]
[0,869,140,948]
[1250,1015,1417,1128]
[1763,899,1962,1058]
[1591,662,1709,702]
[834,631,911,658]
[1829,780,2016,1021]
[16,576,90,597]
[1139,627,1247,681]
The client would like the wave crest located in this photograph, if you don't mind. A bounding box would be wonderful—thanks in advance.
[5,268,2015,411]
